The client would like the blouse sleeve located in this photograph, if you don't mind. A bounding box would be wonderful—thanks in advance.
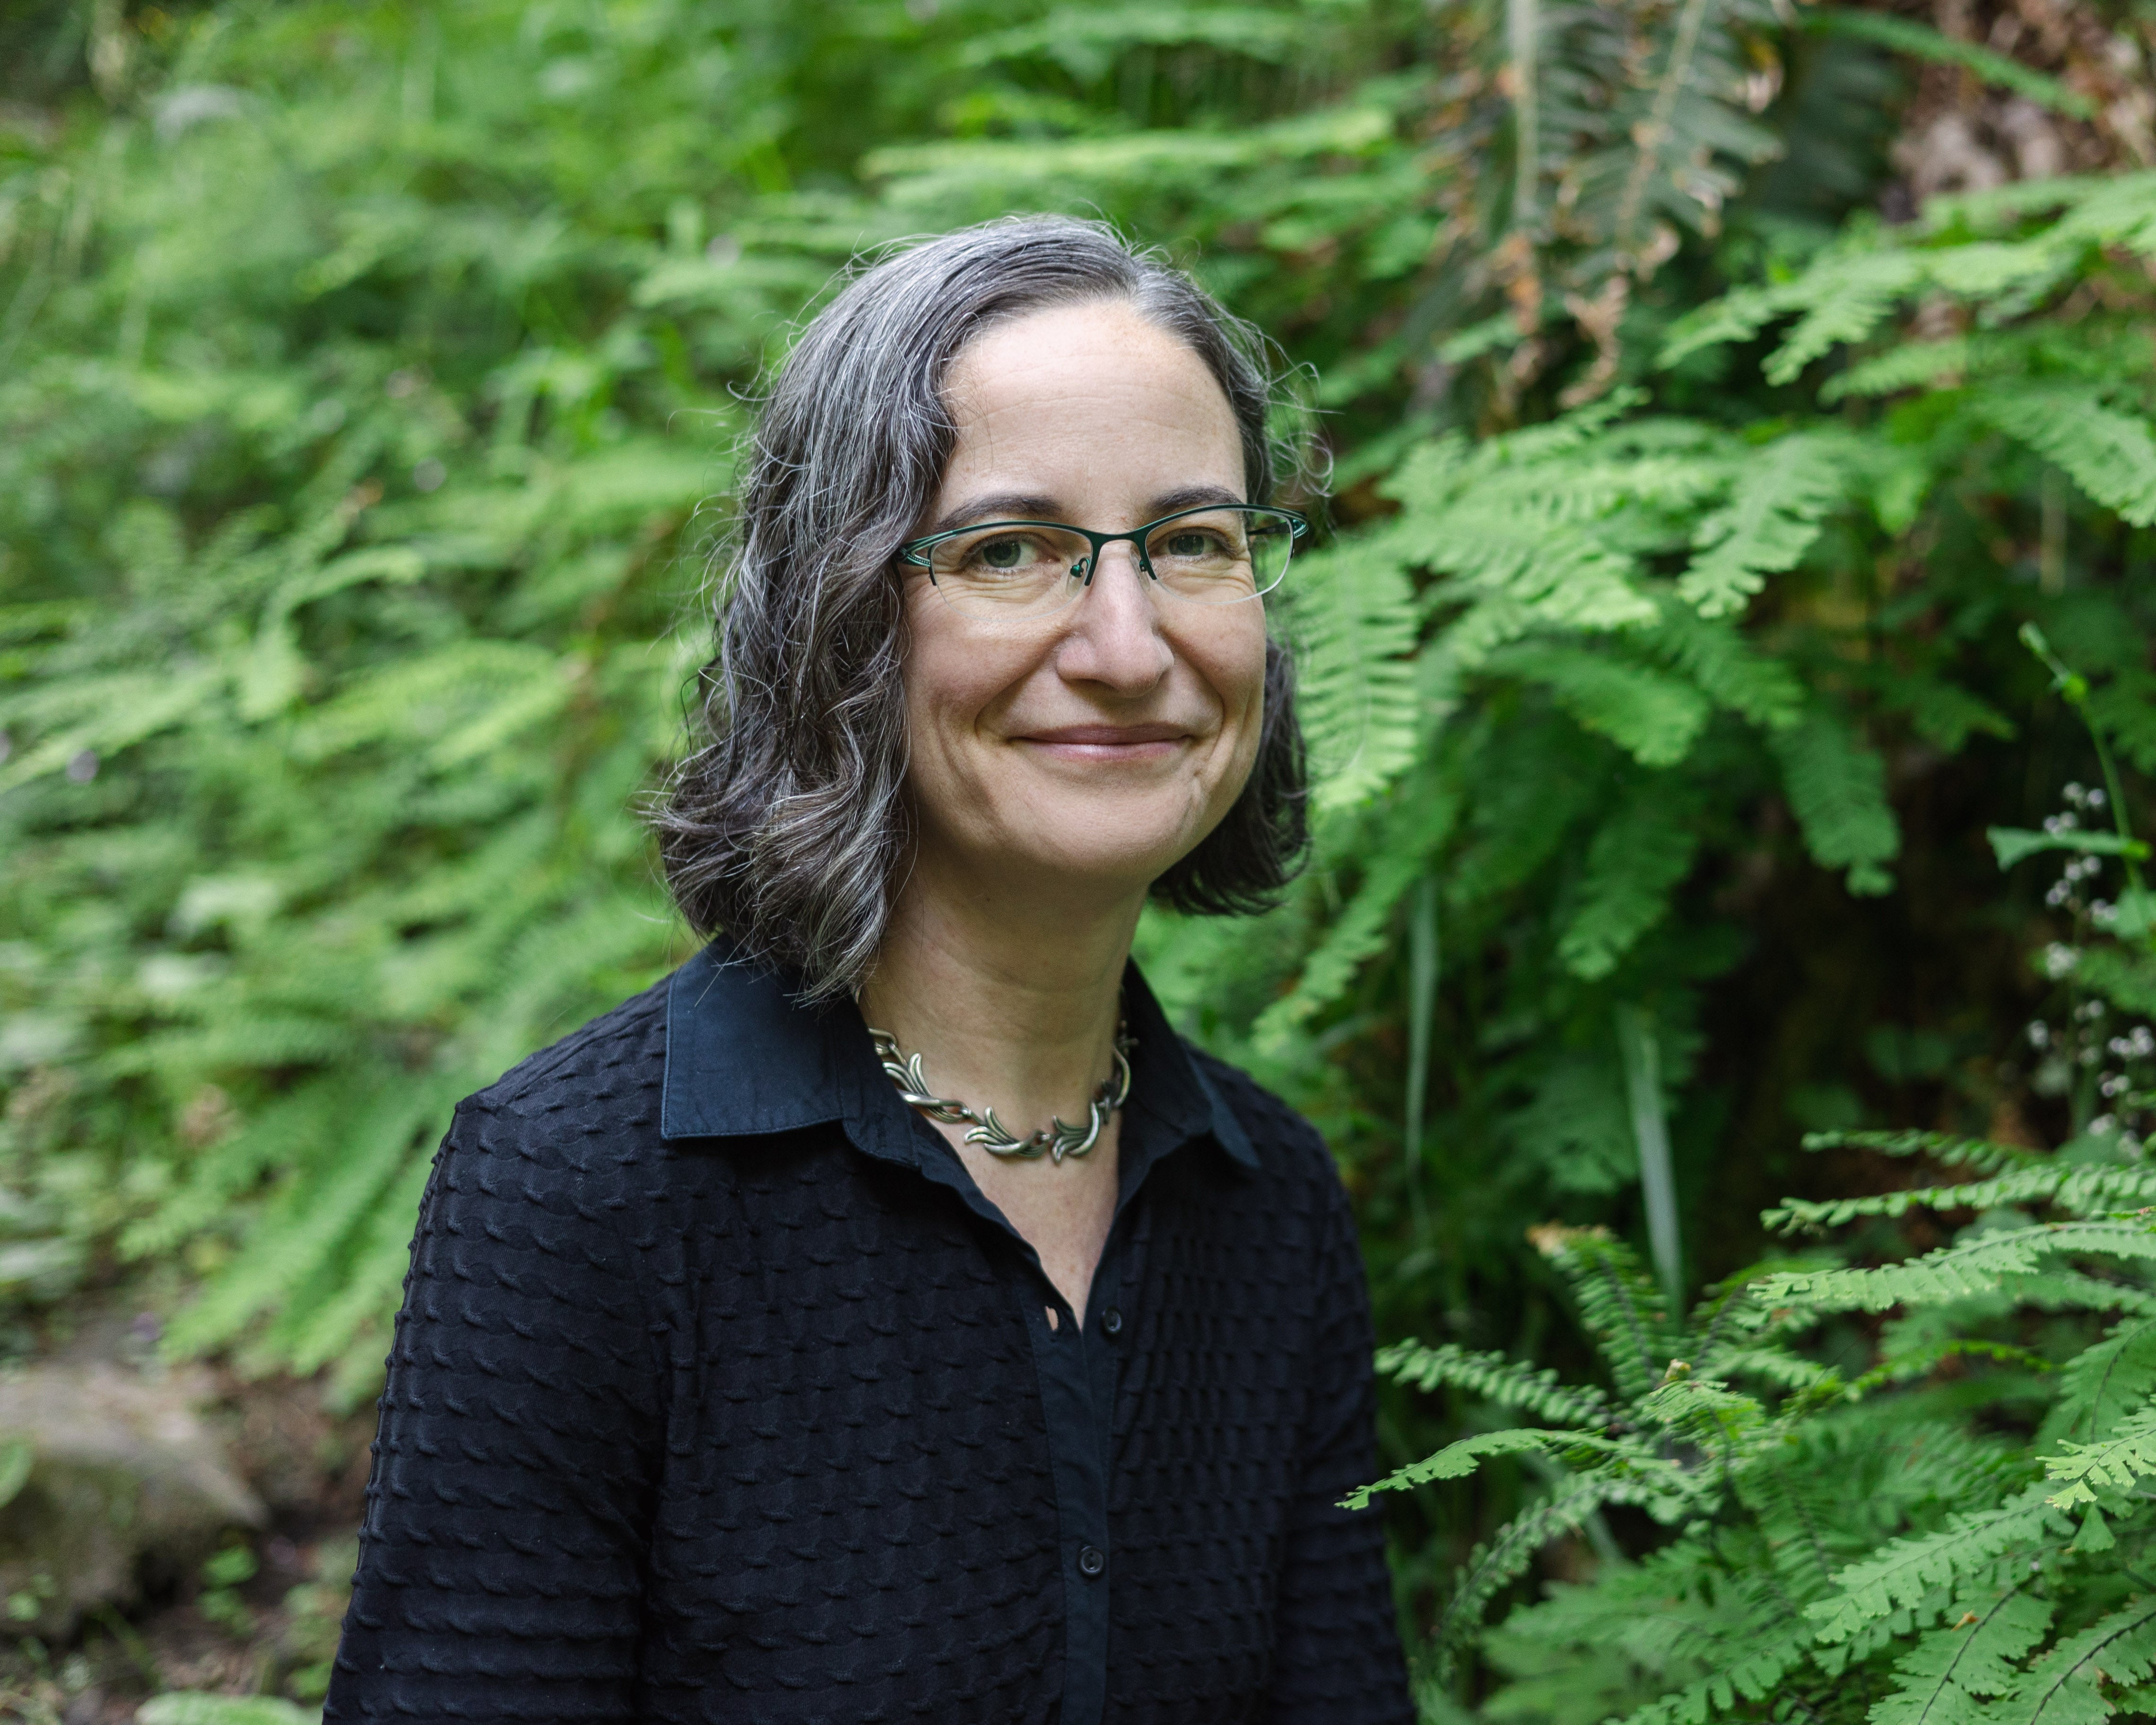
[325,1098,662,1723]
[1264,1171,1417,1725]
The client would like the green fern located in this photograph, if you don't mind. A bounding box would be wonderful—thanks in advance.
[1677,430,1855,619]
[1556,783,1706,980]
[1868,1580,2054,1725]
[1769,706,1901,897]
[1376,1340,1616,1428]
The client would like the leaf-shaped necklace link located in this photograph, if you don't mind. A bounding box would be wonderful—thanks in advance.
[866,1021,1134,1163]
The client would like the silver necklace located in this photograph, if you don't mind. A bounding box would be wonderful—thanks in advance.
[866,1021,1134,1163]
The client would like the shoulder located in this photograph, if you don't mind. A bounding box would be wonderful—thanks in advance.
[426,974,676,1216]
[464,972,671,1131]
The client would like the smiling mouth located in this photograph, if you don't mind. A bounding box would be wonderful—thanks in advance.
[1015,723,1193,757]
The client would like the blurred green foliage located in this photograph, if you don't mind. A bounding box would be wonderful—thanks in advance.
[8,0,2156,1711]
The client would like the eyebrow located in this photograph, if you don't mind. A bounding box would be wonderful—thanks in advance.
[929,482,1248,536]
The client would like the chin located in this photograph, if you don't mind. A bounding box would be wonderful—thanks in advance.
[1002,795,1218,891]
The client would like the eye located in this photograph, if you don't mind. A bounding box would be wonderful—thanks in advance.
[1163,531,1219,558]
[964,533,1054,574]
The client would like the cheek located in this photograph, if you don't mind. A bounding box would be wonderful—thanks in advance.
[1206,621,1271,758]
[900,600,1032,769]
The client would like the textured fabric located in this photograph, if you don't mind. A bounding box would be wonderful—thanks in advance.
[327,944,1413,1724]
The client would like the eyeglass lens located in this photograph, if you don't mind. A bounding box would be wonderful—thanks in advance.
[925,508,1296,619]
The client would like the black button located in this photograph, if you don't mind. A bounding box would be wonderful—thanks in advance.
[1078,1545,1106,1578]
[1100,1307,1124,1338]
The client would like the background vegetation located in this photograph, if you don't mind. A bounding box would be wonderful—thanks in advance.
[5,0,2156,1716]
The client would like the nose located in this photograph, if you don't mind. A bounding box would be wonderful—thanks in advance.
[1057,540,1172,693]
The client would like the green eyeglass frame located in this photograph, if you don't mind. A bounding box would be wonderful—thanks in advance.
[897,504,1310,601]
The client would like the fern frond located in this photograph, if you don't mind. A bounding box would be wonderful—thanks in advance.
[1762,250,1929,385]
[2041,1318,2156,1450]
[1759,1220,2156,1316]
[1339,1425,1678,1512]
[2042,1403,2156,1508]
[162,1081,444,1353]
[1997,1596,2156,1725]
[1556,788,1706,980]
[1641,603,1802,731]
[276,1150,435,1377]
[1250,773,1458,1047]
[1766,1165,2156,1234]
[1991,1271,2156,1318]
[1806,1483,2068,1643]
[1870,1580,2054,1725]
[1799,1128,2042,1175]
[1437,1472,1675,1674]
[1376,1339,1615,1428]
[1612,1625,1819,1725]
[1848,1337,2053,1400]
[1677,430,1854,618]
[1822,337,1973,402]
[1710,1345,1843,1395]
[1533,1225,1681,1404]
[1638,1376,1766,1450]
[1769,707,1900,896]
[1976,383,2156,529]
[1280,538,1422,813]
[1486,641,1712,768]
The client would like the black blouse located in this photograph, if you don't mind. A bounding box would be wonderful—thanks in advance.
[326,944,1414,1724]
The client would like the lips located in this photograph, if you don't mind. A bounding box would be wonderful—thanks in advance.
[1017,723,1191,746]
[1011,721,1195,763]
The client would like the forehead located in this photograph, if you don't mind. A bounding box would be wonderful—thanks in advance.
[942,299,1243,460]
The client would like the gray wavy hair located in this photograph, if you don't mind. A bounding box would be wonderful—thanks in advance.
[655,215,1311,1001]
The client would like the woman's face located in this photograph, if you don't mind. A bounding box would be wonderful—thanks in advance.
[899,298,1269,910]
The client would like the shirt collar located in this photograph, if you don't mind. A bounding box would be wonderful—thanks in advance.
[660,938,1257,1173]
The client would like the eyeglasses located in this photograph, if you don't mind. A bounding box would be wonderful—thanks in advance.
[897,504,1309,621]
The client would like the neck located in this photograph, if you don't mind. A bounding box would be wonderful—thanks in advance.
[860,863,1142,1131]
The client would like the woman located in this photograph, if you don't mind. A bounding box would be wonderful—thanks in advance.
[326,217,1413,1725]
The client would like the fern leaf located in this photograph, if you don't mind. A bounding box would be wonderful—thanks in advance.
[1759,1220,2156,1315]
[1870,1581,2055,1725]
[1766,1165,2156,1234]
[2043,1403,2156,1508]
[1485,641,1711,768]
[1998,1597,2156,1725]
[1807,1482,2067,1644]
[1533,1225,1680,1404]
[1340,1425,1678,1511]
[2000,1271,2156,1319]
[1251,774,1459,1047]
[1977,383,2156,529]
[1613,1626,1820,1725]
[1711,1345,1843,1395]
[162,1082,443,1353]
[1378,1339,1616,1428]
[1556,787,1706,980]
[1822,337,1973,403]
[1770,707,1901,896]
[1641,603,1803,732]
[2041,1319,2156,1451]
[1438,1473,1675,1671]
[1766,1230,2150,1317]
[1678,431,1854,618]
[1799,1128,2041,1175]
[1282,538,1422,812]
[1848,1337,2053,1399]
[1762,250,1929,385]
[277,1150,435,1377]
